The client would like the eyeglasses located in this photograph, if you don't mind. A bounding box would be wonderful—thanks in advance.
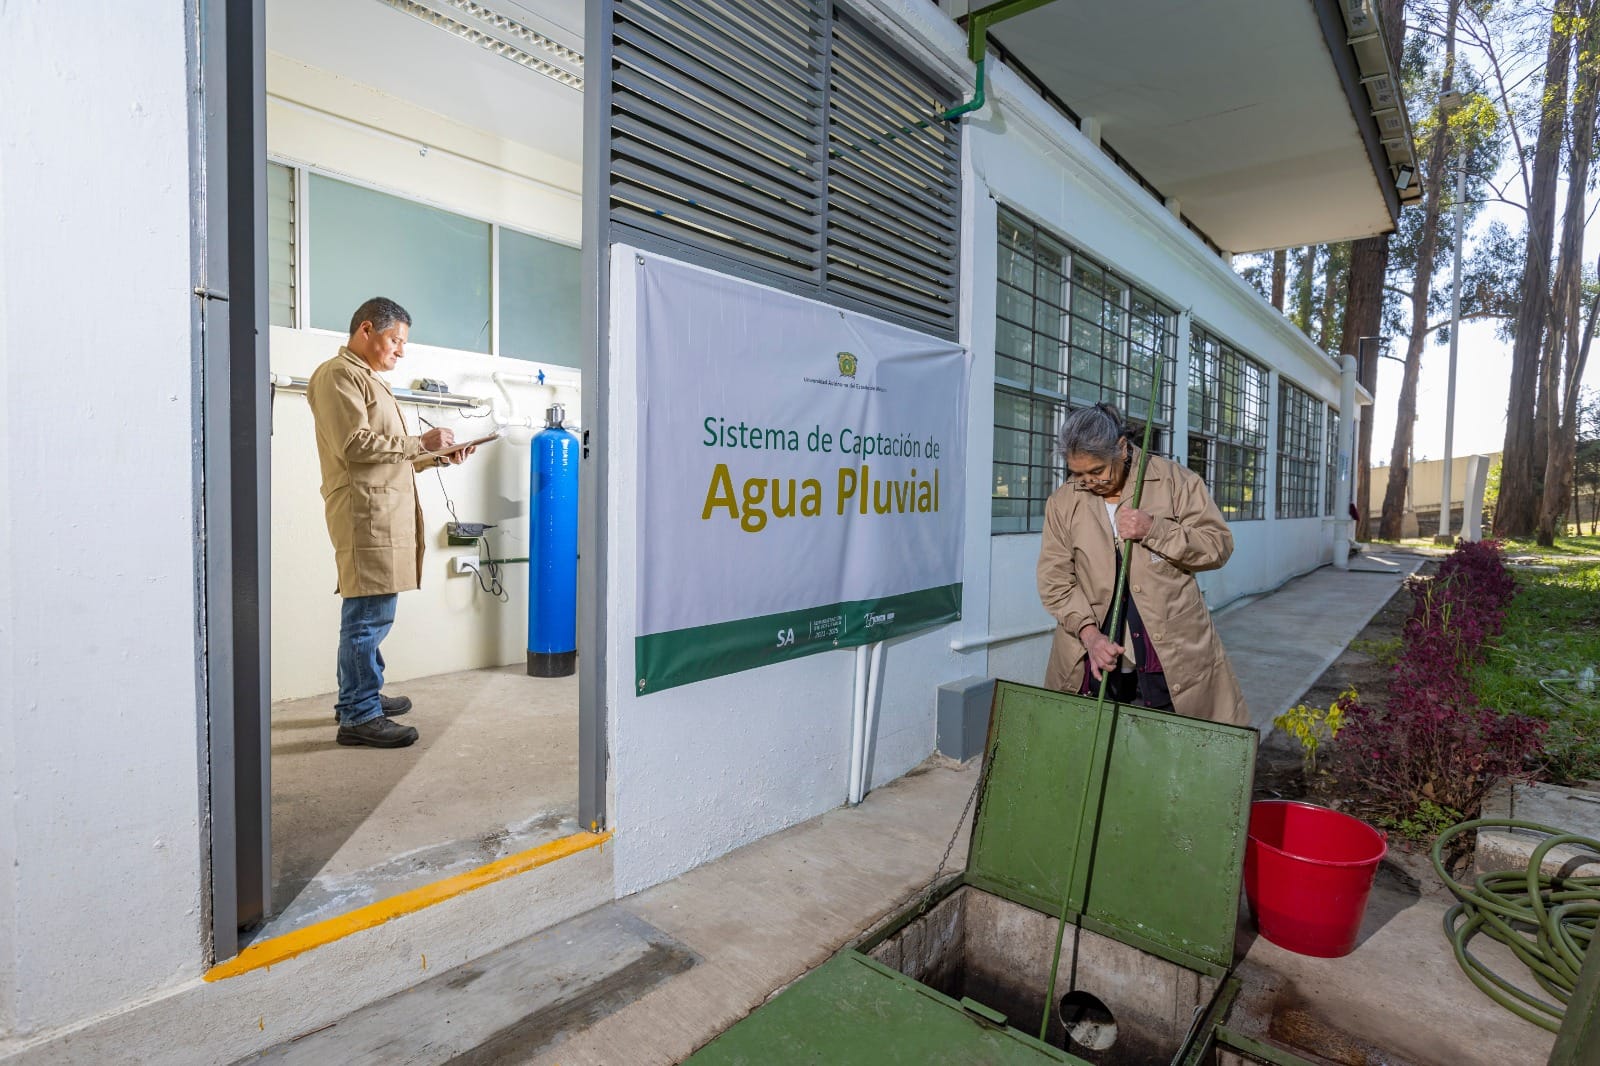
[1067,443,1130,486]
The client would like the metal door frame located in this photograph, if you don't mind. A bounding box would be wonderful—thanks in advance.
[194,0,611,961]
[192,0,271,960]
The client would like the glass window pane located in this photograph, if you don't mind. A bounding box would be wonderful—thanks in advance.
[499,228,581,367]
[308,174,491,352]
[267,162,295,328]
[998,244,1033,291]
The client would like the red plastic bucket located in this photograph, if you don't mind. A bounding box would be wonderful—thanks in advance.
[1244,800,1387,958]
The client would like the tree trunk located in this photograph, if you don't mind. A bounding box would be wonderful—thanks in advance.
[1496,0,1575,537]
[1271,249,1287,311]
[1318,244,1348,352]
[1293,246,1316,335]
[1342,235,1388,538]
[1380,0,1461,539]
[1537,7,1600,546]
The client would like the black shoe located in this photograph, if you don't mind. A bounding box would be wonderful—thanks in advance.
[337,716,419,748]
[333,693,411,723]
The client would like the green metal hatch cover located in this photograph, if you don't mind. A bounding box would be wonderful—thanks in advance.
[686,952,1085,1065]
[965,681,1257,974]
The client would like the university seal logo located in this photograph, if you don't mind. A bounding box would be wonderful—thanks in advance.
[837,351,858,378]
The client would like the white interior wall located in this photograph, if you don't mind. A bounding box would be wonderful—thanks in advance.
[0,4,202,1039]
[269,330,580,699]
[265,54,584,700]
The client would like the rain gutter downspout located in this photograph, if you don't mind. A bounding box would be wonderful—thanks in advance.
[941,0,1063,122]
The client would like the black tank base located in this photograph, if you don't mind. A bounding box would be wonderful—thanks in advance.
[528,650,577,678]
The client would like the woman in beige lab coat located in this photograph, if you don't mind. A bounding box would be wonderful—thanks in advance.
[1035,404,1248,727]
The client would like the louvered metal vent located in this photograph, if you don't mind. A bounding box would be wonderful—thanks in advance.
[607,0,961,338]
[825,9,959,334]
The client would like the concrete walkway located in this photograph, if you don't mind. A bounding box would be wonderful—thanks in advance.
[243,549,1559,1066]
[1217,550,1422,734]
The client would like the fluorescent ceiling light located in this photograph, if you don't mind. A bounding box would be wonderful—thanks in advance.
[374,0,583,90]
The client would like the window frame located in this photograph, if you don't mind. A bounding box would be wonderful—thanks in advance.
[1186,324,1268,522]
[1275,378,1323,520]
[992,206,1178,535]
[1325,408,1341,517]
[265,156,581,362]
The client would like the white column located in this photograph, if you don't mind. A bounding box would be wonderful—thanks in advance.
[1334,355,1358,570]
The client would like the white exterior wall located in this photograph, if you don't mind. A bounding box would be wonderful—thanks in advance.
[0,0,1362,1049]
[953,32,1346,678]
[604,0,1350,898]
[603,240,990,895]
[0,3,203,1039]
[265,55,584,699]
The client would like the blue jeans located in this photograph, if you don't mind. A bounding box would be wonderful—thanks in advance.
[335,593,398,726]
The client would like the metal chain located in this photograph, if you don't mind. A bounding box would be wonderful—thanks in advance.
[916,733,1001,915]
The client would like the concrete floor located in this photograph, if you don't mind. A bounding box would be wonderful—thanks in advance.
[240,758,979,1066]
[261,665,579,940]
[246,755,1556,1066]
[244,549,1559,1064]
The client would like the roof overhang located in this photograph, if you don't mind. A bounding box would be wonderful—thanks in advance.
[960,0,1419,253]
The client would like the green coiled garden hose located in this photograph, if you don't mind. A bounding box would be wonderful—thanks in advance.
[1431,819,1600,1033]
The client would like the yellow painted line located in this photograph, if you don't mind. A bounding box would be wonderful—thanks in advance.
[205,829,612,981]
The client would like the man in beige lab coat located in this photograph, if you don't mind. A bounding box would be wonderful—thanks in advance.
[1036,403,1248,727]
[306,297,477,748]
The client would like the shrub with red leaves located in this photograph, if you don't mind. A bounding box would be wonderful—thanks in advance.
[1333,540,1546,821]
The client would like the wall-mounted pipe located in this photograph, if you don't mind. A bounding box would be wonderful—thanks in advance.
[849,641,886,806]
[938,1,1064,124]
[268,372,488,411]
[491,369,564,433]
[848,645,869,806]
[949,622,1055,652]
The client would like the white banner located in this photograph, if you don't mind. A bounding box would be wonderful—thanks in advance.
[631,252,969,693]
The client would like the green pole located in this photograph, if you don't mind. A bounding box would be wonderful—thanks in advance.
[1038,358,1166,1043]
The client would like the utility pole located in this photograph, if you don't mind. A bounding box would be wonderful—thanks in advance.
[1439,93,1466,543]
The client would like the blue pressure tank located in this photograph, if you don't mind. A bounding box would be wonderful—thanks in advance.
[528,403,579,677]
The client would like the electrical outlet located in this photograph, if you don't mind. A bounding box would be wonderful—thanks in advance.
[453,554,480,575]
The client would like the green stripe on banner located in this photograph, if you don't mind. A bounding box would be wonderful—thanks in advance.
[635,584,962,695]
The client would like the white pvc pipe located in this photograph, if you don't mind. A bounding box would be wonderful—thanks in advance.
[492,413,537,430]
[854,641,886,805]
[491,370,556,427]
[949,623,1055,652]
[848,645,869,806]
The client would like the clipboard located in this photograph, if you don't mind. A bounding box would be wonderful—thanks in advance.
[425,431,501,458]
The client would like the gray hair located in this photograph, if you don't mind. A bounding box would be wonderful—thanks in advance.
[1057,403,1125,461]
[348,297,412,336]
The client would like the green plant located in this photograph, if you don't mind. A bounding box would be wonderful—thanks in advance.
[1351,636,1403,667]
[1472,561,1600,782]
[1380,800,1463,843]
[1273,687,1353,777]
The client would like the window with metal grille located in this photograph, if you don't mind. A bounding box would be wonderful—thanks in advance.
[1187,327,1267,521]
[606,0,960,338]
[994,207,1177,534]
[1325,409,1341,517]
[1277,380,1323,519]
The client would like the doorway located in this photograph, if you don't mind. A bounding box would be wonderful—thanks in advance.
[199,0,606,959]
